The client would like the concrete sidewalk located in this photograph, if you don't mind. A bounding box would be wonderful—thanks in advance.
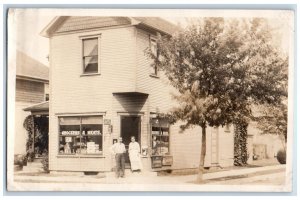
[13,164,286,185]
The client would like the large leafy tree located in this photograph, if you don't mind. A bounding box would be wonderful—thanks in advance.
[149,18,288,183]
[256,102,288,151]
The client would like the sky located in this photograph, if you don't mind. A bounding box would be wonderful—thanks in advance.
[10,9,293,66]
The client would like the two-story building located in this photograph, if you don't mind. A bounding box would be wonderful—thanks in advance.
[15,50,49,155]
[41,16,235,173]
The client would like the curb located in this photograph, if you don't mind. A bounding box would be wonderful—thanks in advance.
[13,165,286,184]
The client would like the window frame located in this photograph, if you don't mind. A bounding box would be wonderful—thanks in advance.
[57,115,104,156]
[79,34,101,76]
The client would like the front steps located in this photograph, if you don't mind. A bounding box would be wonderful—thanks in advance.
[22,158,44,173]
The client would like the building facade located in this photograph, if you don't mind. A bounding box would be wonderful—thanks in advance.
[42,16,235,172]
[15,51,49,155]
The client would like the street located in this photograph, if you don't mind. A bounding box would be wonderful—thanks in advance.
[8,165,289,192]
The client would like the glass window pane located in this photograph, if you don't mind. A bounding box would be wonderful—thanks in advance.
[151,118,170,156]
[84,56,98,73]
[59,116,80,125]
[81,124,103,154]
[59,117,80,154]
[86,136,102,154]
[81,116,103,124]
[83,38,98,56]
[59,136,78,154]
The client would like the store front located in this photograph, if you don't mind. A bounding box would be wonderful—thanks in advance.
[24,99,178,173]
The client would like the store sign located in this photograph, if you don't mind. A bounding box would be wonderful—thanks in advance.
[104,119,111,125]
[162,156,173,166]
[62,130,101,135]
[61,131,80,135]
[107,125,113,134]
[86,130,101,135]
[65,137,72,142]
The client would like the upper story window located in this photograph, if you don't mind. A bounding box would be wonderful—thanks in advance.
[82,37,99,74]
[149,36,159,77]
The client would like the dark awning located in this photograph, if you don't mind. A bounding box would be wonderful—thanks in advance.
[112,92,149,97]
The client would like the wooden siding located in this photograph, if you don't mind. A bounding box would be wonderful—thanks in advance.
[49,26,137,171]
[170,124,213,169]
[50,26,136,114]
[218,126,234,167]
[135,28,176,113]
[15,79,45,103]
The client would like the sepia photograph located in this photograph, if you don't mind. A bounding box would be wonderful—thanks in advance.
[6,8,294,192]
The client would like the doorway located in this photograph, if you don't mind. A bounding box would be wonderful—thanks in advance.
[120,116,141,167]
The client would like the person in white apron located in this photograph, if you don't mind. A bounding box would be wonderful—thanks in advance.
[128,136,143,172]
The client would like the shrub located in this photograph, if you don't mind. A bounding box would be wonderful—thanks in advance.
[14,154,27,166]
[26,149,35,162]
[277,149,286,164]
[41,153,49,173]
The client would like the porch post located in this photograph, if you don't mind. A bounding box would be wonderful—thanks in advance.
[31,115,35,154]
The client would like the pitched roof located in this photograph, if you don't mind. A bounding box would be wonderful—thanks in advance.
[16,51,49,82]
[132,17,179,36]
[41,16,179,37]
[55,16,131,33]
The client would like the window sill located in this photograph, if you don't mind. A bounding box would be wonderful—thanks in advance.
[149,74,159,79]
[57,154,105,158]
[80,73,101,77]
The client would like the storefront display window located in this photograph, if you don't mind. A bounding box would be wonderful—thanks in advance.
[150,117,172,168]
[150,118,170,156]
[58,116,103,155]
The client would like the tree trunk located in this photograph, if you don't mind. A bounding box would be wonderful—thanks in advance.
[197,125,206,183]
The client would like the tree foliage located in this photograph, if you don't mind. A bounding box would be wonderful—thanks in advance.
[147,17,288,183]
[255,103,288,150]
[153,18,287,127]
[23,115,49,161]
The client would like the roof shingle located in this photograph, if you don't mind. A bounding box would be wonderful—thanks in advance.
[132,17,179,35]
[44,16,179,37]
[56,17,131,33]
[16,51,49,81]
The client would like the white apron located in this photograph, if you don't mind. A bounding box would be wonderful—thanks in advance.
[129,142,143,170]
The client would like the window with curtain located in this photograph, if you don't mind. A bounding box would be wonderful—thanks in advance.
[83,38,98,74]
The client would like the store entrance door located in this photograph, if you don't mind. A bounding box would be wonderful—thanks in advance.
[121,116,141,168]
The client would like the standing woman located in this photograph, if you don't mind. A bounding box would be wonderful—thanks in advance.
[128,136,143,172]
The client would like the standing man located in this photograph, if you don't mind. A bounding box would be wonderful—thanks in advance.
[111,137,126,178]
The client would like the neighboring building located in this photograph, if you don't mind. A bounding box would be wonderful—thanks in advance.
[41,16,235,173]
[15,51,49,155]
[249,122,283,160]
